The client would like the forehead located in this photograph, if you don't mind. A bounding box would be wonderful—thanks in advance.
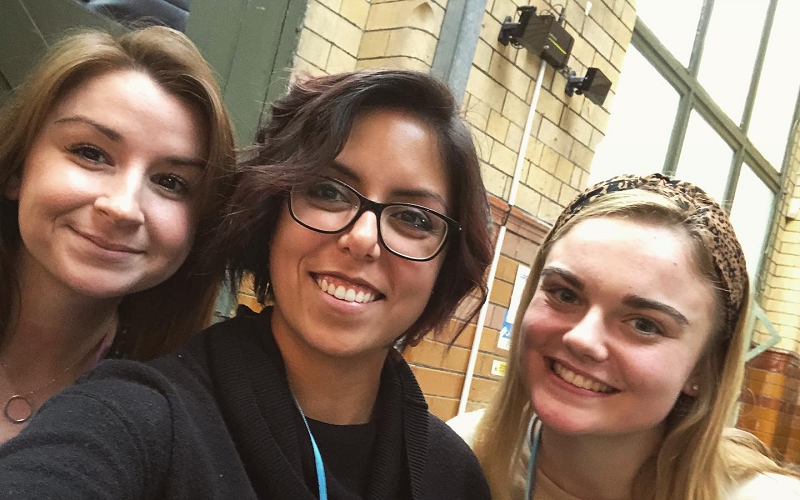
[337,108,449,205]
[43,69,206,155]
[545,216,715,305]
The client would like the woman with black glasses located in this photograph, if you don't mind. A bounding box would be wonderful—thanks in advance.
[0,69,494,500]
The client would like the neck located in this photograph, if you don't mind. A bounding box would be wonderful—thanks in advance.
[537,424,664,500]
[271,315,386,425]
[2,250,119,381]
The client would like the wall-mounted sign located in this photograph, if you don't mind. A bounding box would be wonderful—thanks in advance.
[497,264,531,350]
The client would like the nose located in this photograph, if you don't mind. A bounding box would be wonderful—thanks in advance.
[337,210,381,260]
[561,308,609,363]
[93,169,145,226]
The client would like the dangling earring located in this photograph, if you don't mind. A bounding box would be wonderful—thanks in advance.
[264,282,276,307]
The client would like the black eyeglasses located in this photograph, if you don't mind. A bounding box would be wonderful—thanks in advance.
[288,176,461,261]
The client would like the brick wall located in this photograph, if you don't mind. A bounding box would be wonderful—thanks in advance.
[736,126,800,464]
[738,350,800,464]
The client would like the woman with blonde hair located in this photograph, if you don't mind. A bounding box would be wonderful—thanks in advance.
[0,26,236,443]
[450,174,800,499]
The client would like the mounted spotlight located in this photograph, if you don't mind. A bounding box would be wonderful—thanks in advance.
[565,67,611,106]
[498,6,574,70]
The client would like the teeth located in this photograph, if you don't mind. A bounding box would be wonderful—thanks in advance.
[315,277,378,304]
[553,362,614,394]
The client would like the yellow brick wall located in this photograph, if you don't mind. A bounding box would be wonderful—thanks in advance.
[757,125,800,355]
[466,0,632,224]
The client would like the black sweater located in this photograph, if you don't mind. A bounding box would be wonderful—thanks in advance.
[0,309,490,500]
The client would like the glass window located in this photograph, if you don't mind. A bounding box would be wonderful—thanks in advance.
[590,48,680,184]
[636,0,704,67]
[698,0,769,124]
[674,111,732,204]
[747,0,800,171]
[729,165,774,275]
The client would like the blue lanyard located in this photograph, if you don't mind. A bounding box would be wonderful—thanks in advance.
[294,397,328,500]
[525,416,542,500]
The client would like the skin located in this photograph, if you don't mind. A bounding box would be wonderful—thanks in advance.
[520,216,717,499]
[269,108,450,424]
[0,69,206,443]
[9,70,206,300]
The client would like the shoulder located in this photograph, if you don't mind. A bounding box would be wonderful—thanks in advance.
[423,413,491,498]
[446,409,485,448]
[728,472,800,499]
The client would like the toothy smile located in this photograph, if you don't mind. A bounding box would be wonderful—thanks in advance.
[314,274,381,304]
[551,361,617,394]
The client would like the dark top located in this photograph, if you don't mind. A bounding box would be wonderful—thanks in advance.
[0,308,490,500]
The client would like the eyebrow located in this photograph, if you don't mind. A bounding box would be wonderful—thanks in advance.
[622,295,689,326]
[53,115,122,142]
[541,266,689,326]
[540,267,585,291]
[330,160,449,209]
[54,115,206,169]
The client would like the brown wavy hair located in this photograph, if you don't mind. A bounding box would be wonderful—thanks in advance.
[215,69,493,345]
[0,27,236,359]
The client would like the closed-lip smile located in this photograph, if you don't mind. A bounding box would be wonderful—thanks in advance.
[73,228,143,254]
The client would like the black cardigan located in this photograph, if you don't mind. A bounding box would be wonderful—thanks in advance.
[0,308,490,500]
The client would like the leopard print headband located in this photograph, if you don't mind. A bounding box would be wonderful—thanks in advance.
[552,173,748,335]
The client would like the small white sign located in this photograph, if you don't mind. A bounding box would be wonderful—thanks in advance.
[497,264,531,350]
[491,359,507,377]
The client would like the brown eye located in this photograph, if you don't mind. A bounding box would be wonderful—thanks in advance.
[67,145,109,165]
[152,174,189,195]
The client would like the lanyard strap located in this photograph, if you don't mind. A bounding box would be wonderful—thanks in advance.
[525,415,542,500]
[294,397,328,500]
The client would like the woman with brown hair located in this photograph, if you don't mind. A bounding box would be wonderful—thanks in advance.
[449,174,800,499]
[0,69,493,500]
[0,26,236,443]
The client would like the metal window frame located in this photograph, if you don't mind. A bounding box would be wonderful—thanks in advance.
[631,0,800,292]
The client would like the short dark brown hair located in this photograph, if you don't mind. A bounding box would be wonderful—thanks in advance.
[217,69,493,345]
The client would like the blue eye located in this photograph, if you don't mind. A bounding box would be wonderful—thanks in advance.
[629,317,664,336]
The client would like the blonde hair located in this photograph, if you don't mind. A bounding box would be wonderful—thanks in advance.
[473,189,797,500]
[0,27,236,359]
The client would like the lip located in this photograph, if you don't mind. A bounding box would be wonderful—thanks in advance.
[546,357,619,392]
[72,228,143,254]
[311,271,383,297]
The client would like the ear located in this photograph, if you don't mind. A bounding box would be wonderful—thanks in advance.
[682,379,701,397]
[4,172,21,200]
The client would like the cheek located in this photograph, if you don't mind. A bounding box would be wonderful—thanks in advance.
[620,348,695,398]
[148,203,196,258]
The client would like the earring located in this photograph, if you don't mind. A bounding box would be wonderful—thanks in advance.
[691,383,700,392]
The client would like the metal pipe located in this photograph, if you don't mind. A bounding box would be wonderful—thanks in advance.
[457,60,547,415]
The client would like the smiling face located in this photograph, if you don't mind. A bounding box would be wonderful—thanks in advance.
[8,69,206,300]
[520,216,718,438]
[269,108,450,364]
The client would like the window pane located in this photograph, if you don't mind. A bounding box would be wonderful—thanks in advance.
[674,111,732,203]
[698,0,769,124]
[748,1,800,171]
[637,0,704,67]
[590,48,679,184]
[729,165,774,275]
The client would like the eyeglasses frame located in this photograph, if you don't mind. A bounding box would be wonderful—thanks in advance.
[288,176,462,262]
